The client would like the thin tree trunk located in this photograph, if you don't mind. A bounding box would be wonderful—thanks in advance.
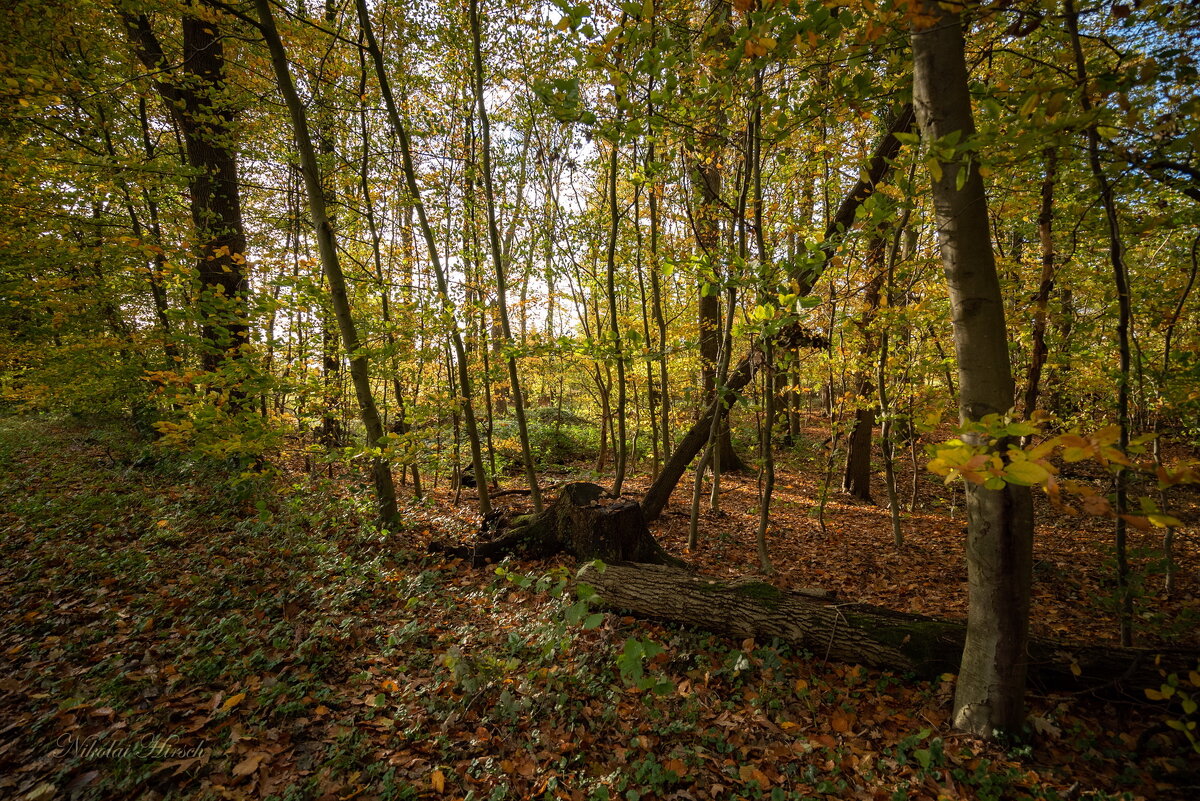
[1065,0,1133,647]
[1022,147,1059,427]
[641,110,912,521]
[604,138,629,495]
[468,0,541,510]
[255,0,398,523]
[356,0,491,514]
[841,237,885,502]
[1157,234,1198,598]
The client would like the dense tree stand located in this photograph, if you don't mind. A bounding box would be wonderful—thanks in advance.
[577,562,1200,696]
[432,482,683,567]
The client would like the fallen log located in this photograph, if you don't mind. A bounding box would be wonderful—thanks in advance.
[432,482,683,567]
[577,562,1200,696]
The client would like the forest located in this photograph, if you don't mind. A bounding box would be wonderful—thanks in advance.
[1,0,1198,798]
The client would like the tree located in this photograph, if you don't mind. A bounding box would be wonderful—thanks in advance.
[468,0,543,510]
[253,0,398,524]
[124,4,249,379]
[911,0,1034,738]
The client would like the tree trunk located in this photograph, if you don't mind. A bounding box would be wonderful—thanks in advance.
[255,0,398,524]
[1022,147,1058,424]
[912,2,1034,738]
[842,237,885,502]
[124,5,249,376]
[469,0,542,511]
[578,563,1200,696]
[433,482,681,567]
[643,350,763,521]
[1064,0,1134,647]
[357,0,492,514]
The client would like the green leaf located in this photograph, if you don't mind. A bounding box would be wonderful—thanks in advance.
[582,612,605,629]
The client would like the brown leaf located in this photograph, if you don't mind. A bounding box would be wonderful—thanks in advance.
[233,751,265,777]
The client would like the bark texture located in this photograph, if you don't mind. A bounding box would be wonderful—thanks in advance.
[578,563,1198,695]
[913,4,1034,737]
[434,482,682,567]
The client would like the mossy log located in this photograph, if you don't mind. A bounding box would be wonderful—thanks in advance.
[432,482,683,567]
[577,562,1200,696]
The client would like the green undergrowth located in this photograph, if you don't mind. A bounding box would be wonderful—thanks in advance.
[0,416,1185,801]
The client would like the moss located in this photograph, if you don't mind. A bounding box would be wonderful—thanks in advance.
[508,514,539,531]
[841,612,960,678]
[693,578,785,607]
[734,581,785,604]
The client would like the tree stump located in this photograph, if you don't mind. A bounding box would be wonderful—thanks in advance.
[432,482,684,567]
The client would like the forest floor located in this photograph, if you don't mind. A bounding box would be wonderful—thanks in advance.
[1,415,1197,801]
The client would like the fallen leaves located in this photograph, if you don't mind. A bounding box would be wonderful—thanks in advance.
[0,418,1191,801]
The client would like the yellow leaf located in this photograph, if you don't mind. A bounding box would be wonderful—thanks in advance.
[1004,459,1050,486]
[1019,93,1040,118]
[1062,446,1090,463]
[927,158,943,182]
[431,769,445,794]
[1070,662,1081,677]
[221,692,246,712]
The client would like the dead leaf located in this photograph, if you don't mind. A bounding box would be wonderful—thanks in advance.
[221,692,246,712]
[23,782,56,801]
[232,751,265,777]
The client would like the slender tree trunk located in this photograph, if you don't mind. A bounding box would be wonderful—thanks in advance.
[1022,147,1059,426]
[468,0,541,510]
[841,237,885,502]
[1157,235,1198,598]
[912,1,1034,738]
[1065,0,1133,647]
[756,341,776,573]
[356,0,491,514]
[642,106,914,520]
[255,0,398,523]
[605,138,629,495]
[633,183,660,478]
